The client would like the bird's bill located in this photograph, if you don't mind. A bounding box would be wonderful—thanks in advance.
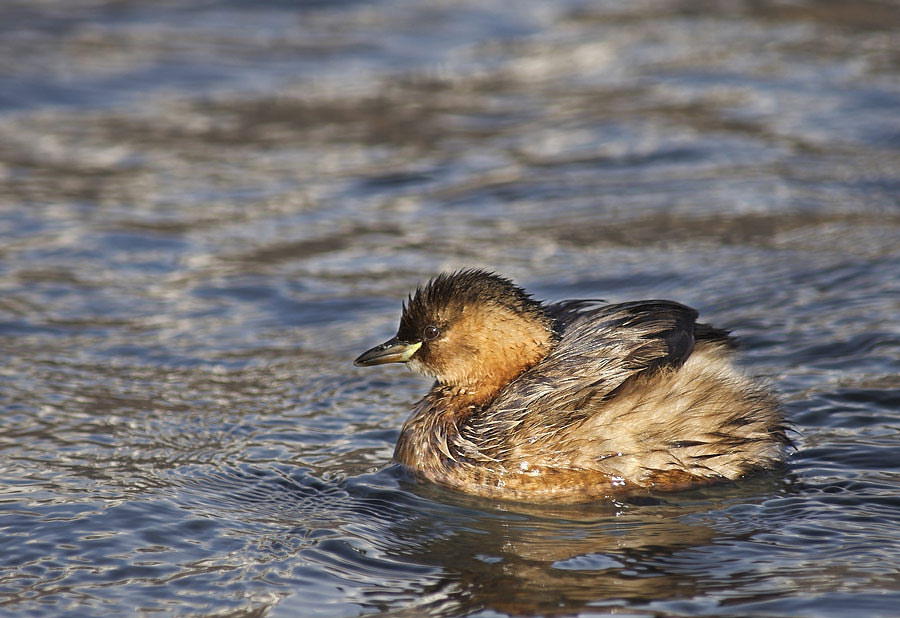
[354,337,422,367]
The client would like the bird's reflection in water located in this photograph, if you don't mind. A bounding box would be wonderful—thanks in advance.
[374,473,788,616]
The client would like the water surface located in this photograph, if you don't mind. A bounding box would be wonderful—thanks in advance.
[1,1,899,616]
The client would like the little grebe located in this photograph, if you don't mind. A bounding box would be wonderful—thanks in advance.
[355,269,790,503]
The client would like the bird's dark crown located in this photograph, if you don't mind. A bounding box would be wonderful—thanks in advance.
[397,269,550,342]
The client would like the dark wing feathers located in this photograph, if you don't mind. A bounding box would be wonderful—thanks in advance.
[549,299,698,373]
[694,322,737,348]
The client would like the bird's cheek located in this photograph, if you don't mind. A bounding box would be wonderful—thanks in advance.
[407,348,441,379]
[406,357,432,378]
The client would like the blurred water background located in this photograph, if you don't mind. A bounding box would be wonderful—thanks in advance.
[1,0,899,616]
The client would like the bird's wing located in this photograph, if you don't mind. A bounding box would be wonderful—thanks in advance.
[543,298,699,395]
[466,300,700,447]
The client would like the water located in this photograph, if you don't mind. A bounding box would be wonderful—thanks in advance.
[1,0,899,615]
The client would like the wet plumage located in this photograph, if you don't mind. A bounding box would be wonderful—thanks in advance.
[355,269,790,503]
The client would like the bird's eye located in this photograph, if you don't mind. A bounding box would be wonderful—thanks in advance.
[423,325,440,341]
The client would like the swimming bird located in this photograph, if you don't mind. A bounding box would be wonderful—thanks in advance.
[355,269,789,503]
